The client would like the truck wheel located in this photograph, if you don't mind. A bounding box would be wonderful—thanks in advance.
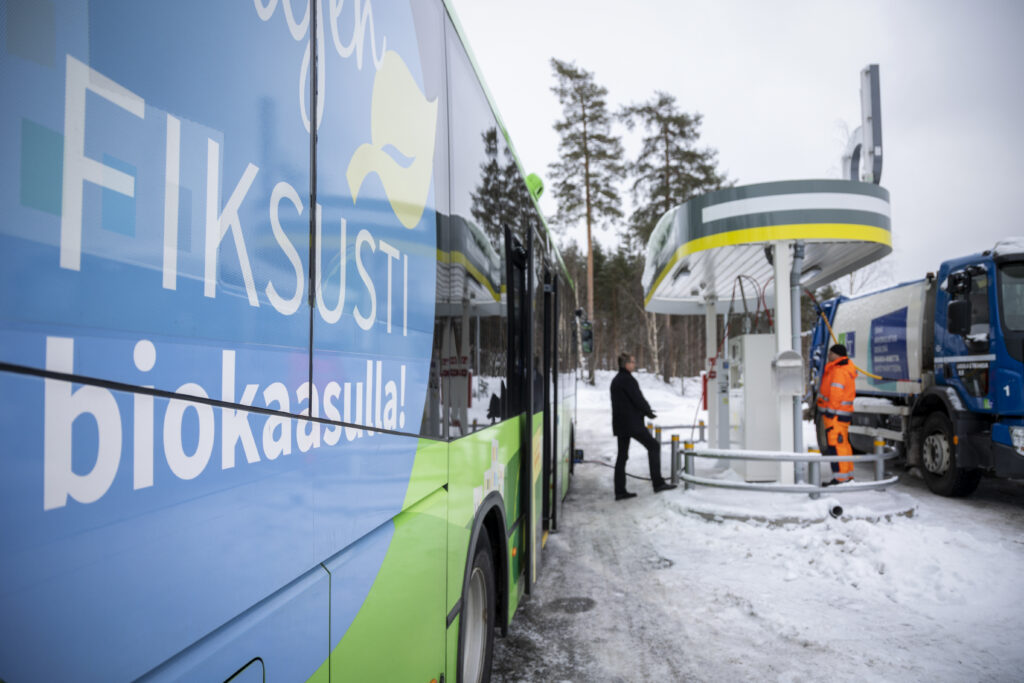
[920,412,981,497]
[459,527,496,683]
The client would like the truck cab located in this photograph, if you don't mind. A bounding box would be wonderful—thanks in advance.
[932,242,1024,484]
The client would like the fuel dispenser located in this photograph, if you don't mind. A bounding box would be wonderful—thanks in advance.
[728,334,780,481]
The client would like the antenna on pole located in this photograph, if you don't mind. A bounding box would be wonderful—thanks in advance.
[842,64,883,184]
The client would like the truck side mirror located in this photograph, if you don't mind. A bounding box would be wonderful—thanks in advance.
[947,299,971,336]
[580,321,594,354]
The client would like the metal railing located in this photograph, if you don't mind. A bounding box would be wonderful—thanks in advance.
[665,435,899,499]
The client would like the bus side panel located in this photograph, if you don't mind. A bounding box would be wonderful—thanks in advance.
[0,368,430,683]
[310,0,446,438]
[446,613,461,683]
[531,412,544,581]
[0,372,321,681]
[327,488,447,681]
[558,394,574,499]
[0,1,311,402]
[506,524,525,622]
[141,567,330,683]
[446,420,523,635]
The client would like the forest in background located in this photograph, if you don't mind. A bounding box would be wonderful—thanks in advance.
[544,58,879,383]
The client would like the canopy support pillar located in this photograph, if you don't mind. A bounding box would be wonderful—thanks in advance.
[774,242,795,484]
[705,296,728,448]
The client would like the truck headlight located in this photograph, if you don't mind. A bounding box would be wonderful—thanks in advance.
[1012,427,1024,455]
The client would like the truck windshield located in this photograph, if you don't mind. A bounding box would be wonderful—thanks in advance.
[999,262,1024,331]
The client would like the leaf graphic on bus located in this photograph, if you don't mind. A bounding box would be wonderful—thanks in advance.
[347,51,438,229]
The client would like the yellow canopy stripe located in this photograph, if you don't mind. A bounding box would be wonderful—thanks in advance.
[644,223,891,307]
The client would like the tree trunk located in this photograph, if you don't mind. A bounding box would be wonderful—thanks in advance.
[645,311,660,375]
[611,290,618,369]
[581,100,595,385]
[691,317,700,376]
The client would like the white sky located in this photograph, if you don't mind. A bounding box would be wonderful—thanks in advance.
[449,0,1024,288]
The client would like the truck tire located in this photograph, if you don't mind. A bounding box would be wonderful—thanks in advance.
[919,412,981,497]
[458,527,496,683]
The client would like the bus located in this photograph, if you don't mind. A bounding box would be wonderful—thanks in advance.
[0,1,579,680]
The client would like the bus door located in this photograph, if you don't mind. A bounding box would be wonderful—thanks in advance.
[542,268,560,532]
[505,225,534,592]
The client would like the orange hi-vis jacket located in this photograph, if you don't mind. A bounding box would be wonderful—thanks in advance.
[817,356,857,422]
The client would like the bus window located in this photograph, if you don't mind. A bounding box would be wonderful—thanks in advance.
[418,213,448,440]
[446,32,511,438]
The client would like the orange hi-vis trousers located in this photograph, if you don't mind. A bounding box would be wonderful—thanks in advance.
[822,414,854,481]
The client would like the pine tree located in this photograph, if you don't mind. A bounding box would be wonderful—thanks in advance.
[620,91,730,243]
[621,92,730,380]
[548,58,625,337]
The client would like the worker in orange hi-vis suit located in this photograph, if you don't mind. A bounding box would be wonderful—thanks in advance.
[817,343,857,485]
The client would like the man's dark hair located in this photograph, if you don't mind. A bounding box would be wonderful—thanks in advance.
[830,344,848,357]
[618,352,633,370]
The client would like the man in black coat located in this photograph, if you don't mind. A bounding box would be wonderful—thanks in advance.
[610,352,676,500]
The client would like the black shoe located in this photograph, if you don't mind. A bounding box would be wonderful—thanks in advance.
[615,491,637,501]
[653,482,677,493]
[822,478,839,487]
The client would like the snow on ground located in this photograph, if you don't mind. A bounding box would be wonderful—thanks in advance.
[493,370,1024,682]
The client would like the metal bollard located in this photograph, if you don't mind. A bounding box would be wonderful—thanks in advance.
[795,447,807,485]
[874,439,886,487]
[683,441,695,490]
[698,420,706,443]
[808,447,821,500]
[646,422,653,435]
[655,426,662,447]
[671,435,680,485]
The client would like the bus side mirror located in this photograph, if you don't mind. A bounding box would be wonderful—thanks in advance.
[947,299,971,336]
[580,321,593,354]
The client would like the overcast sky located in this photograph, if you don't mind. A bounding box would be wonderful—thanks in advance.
[448,0,1024,290]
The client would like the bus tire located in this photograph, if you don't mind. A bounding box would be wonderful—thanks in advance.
[458,527,496,683]
[920,412,981,497]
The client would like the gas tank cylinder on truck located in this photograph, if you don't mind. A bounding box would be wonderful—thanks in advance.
[824,278,936,397]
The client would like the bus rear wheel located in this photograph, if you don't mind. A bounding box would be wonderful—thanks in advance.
[920,412,981,497]
[459,527,496,683]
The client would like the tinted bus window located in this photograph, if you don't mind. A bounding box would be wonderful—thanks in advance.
[445,18,514,438]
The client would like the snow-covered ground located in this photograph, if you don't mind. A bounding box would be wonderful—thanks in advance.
[493,370,1024,682]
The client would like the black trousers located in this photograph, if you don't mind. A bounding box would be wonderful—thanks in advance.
[615,429,665,493]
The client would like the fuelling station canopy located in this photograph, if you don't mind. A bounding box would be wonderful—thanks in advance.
[642,179,892,314]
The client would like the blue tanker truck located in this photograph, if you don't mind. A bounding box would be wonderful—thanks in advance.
[809,239,1024,496]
